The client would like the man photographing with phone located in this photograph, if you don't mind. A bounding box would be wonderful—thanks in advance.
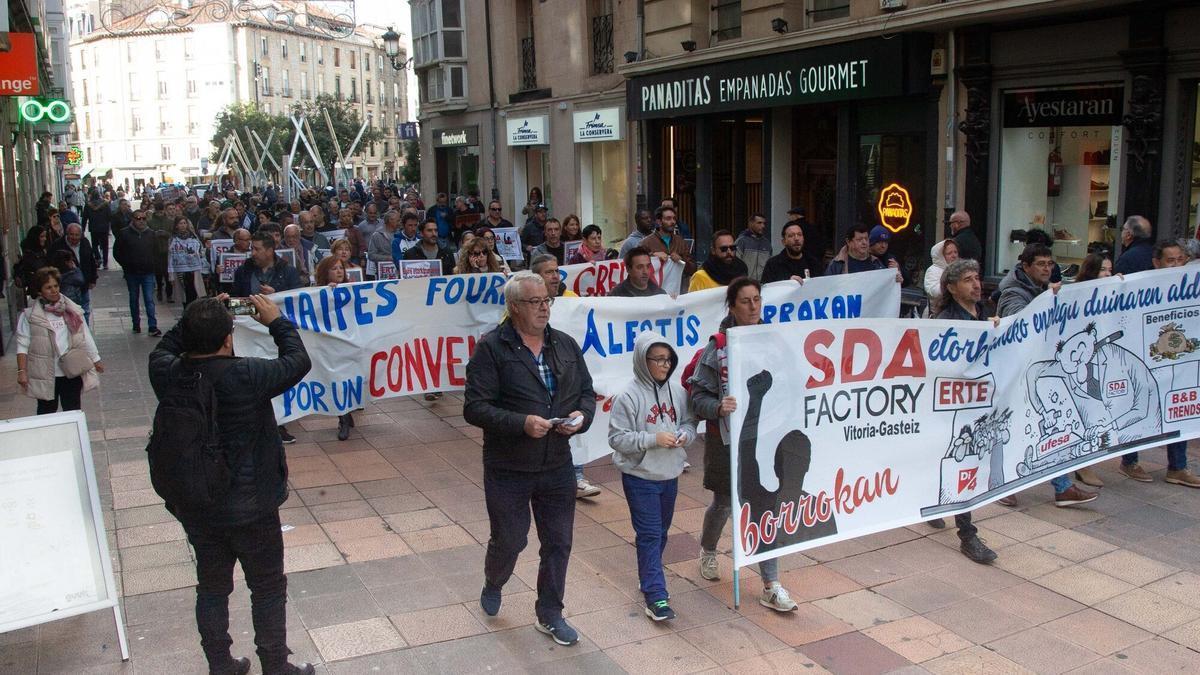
[148,294,314,675]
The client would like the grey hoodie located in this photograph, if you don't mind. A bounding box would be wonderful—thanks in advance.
[609,331,698,481]
[996,264,1044,318]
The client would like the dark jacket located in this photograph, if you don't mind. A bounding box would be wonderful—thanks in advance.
[464,322,596,472]
[996,264,1044,317]
[609,278,666,297]
[82,202,112,234]
[148,317,311,525]
[402,241,456,275]
[232,258,302,296]
[1115,238,1154,275]
[824,246,884,275]
[934,299,987,322]
[760,250,823,283]
[113,226,160,275]
[954,227,983,262]
[52,237,98,286]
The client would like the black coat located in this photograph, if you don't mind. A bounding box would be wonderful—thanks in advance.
[760,251,823,283]
[402,241,456,275]
[148,317,311,525]
[113,226,159,275]
[52,237,98,286]
[464,322,596,472]
[232,259,302,296]
[82,202,112,235]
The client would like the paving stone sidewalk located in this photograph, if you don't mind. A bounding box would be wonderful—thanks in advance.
[2,270,1200,674]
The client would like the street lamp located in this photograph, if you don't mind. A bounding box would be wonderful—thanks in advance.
[381,26,410,70]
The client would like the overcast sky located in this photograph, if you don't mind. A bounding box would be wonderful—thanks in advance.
[355,0,417,120]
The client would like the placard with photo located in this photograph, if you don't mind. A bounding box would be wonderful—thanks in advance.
[398,259,443,279]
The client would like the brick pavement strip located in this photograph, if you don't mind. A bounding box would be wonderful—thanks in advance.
[4,269,1200,673]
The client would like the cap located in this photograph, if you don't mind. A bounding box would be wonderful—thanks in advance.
[869,225,891,245]
[787,206,806,216]
[535,203,548,212]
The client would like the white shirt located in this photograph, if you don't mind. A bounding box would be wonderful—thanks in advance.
[16,305,100,377]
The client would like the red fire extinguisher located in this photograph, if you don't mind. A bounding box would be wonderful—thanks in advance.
[1047,144,1063,197]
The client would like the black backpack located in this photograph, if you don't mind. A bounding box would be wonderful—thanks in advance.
[146,358,236,511]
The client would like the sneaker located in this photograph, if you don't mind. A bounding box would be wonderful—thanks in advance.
[997,495,1019,507]
[210,656,251,675]
[1165,468,1200,488]
[1119,463,1153,483]
[132,326,141,334]
[1054,485,1099,507]
[927,518,947,529]
[424,392,442,401]
[699,550,720,581]
[682,461,691,472]
[575,478,601,499]
[645,600,675,622]
[277,426,296,444]
[960,536,997,564]
[1075,467,1105,487]
[148,328,163,337]
[759,582,797,612]
[535,617,579,646]
[480,583,502,616]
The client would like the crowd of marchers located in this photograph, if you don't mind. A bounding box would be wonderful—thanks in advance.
[10,175,1200,673]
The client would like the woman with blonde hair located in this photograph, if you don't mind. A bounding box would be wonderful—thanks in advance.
[330,238,362,281]
[16,267,104,414]
[314,256,358,440]
[454,237,502,274]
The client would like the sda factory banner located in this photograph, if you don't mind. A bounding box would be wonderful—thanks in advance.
[234,269,900,463]
[726,268,1200,568]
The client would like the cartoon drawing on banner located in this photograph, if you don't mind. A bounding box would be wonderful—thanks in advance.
[937,408,1012,504]
[737,371,839,558]
[1149,322,1200,361]
[1021,324,1161,476]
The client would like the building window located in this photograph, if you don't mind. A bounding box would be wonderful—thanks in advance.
[261,36,268,57]
[281,39,288,59]
[79,49,86,71]
[350,51,356,69]
[334,47,340,67]
[300,42,307,62]
[184,38,193,59]
[160,108,170,134]
[189,145,201,160]
[82,80,89,105]
[131,145,139,162]
[365,52,370,72]
[127,42,134,62]
[301,71,309,98]
[351,78,358,102]
[589,0,613,75]
[131,112,141,133]
[393,82,400,107]
[317,45,324,65]
[157,74,168,98]
[261,67,271,95]
[188,106,198,134]
[449,66,465,98]
[713,0,741,41]
[379,81,386,107]
[83,112,91,136]
[810,0,850,22]
[93,47,99,67]
[128,73,139,100]
[155,40,165,61]
[186,72,197,97]
[161,145,171,161]
[414,0,465,66]
[335,75,342,99]
[366,78,373,103]
[282,70,291,96]
[379,55,384,71]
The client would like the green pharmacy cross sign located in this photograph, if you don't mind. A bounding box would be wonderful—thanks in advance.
[20,98,72,123]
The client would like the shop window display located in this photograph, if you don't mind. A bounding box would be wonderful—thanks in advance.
[1190,84,1200,238]
[996,85,1124,275]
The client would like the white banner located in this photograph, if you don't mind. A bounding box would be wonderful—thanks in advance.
[399,260,442,279]
[492,227,522,260]
[234,270,900,463]
[727,268,1200,568]
[559,257,683,297]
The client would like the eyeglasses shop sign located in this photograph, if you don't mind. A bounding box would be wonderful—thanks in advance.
[573,108,623,143]
[506,116,549,146]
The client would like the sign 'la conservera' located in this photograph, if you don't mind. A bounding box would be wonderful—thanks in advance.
[626,37,912,120]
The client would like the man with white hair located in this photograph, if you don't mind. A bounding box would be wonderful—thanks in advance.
[53,222,99,322]
[463,272,596,647]
[1115,215,1154,275]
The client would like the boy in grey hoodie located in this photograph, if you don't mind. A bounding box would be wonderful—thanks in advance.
[609,331,698,622]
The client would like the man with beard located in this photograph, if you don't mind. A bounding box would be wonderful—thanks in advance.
[761,221,822,283]
[619,209,655,258]
[641,205,695,277]
[688,230,747,292]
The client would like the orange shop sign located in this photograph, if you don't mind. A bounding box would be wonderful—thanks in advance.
[876,183,913,233]
[0,33,40,96]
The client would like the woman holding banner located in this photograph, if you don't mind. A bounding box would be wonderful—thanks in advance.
[168,217,208,307]
[315,256,357,441]
[687,277,798,612]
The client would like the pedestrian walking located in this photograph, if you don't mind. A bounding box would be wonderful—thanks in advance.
[463,272,595,646]
[113,210,162,336]
[610,331,697,621]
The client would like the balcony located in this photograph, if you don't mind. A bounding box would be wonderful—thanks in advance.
[262,86,274,96]
[520,37,537,91]
[282,88,293,98]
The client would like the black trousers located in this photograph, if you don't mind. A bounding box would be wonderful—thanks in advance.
[91,230,109,267]
[36,376,83,414]
[483,463,575,623]
[156,269,174,299]
[181,511,291,673]
[955,513,976,542]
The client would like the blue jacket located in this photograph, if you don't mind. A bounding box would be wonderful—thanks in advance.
[1115,239,1154,275]
[428,204,454,240]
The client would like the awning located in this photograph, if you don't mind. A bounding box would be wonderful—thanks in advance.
[82,166,111,178]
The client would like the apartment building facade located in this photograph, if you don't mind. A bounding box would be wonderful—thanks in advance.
[67,3,409,191]
[416,0,1200,281]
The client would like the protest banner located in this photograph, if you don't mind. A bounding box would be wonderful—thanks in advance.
[218,253,249,283]
[399,259,443,279]
[725,268,1200,571]
[345,267,364,283]
[376,261,398,280]
[564,241,582,262]
[323,228,347,242]
[559,258,684,297]
[234,269,900,463]
[492,227,522,260]
[276,248,297,268]
[209,239,234,272]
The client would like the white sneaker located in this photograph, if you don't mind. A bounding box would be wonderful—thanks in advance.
[575,479,601,499]
[760,582,797,612]
[699,551,720,581]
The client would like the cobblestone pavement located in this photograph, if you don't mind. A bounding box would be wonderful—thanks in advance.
[3,269,1200,674]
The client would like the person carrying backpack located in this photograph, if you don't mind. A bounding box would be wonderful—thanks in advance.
[147,294,314,675]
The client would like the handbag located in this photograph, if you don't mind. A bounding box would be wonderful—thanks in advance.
[59,347,94,378]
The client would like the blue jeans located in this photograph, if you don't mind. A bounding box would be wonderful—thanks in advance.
[622,473,678,604]
[1123,442,1189,471]
[1051,475,1073,494]
[125,273,157,330]
[80,287,91,325]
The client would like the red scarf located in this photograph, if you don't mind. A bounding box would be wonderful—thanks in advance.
[41,298,83,334]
